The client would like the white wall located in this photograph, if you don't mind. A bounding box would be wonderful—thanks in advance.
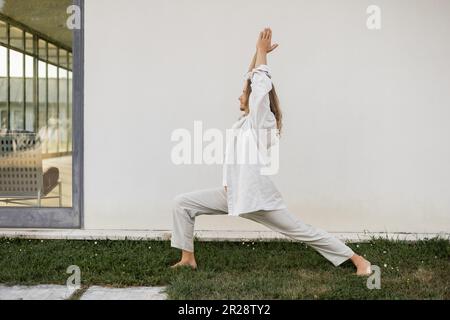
[84,0,450,233]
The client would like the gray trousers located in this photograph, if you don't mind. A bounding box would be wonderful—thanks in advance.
[171,187,355,267]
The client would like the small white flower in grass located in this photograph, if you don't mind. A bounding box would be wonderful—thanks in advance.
[148,246,152,250]
[383,251,387,254]
[356,244,360,248]
[41,240,44,243]
[384,263,387,268]
[94,241,98,245]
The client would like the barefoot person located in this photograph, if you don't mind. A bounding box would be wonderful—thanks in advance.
[170,28,372,276]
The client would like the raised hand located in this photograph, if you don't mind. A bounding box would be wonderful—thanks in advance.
[256,28,279,54]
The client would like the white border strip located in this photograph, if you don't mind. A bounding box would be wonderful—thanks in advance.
[0,229,448,242]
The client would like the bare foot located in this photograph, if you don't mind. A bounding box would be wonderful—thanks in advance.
[351,254,372,276]
[170,260,197,270]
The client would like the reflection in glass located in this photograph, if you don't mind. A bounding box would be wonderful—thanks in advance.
[69,53,73,70]
[0,46,6,130]
[9,49,24,131]
[0,5,73,208]
[0,47,5,76]
[38,39,47,60]
[9,26,23,50]
[68,71,72,151]
[59,49,68,69]
[25,55,35,132]
[59,67,68,153]
[47,64,58,153]
[0,21,6,45]
[38,60,47,153]
[48,43,58,65]
[9,49,23,77]
[25,32,34,54]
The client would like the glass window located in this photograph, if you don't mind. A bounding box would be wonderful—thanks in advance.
[59,67,68,152]
[25,55,35,132]
[9,26,24,50]
[25,55,34,78]
[38,60,47,152]
[68,53,73,71]
[0,11,75,210]
[48,43,58,65]
[59,49,68,69]
[0,45,6,77]
[25,32,34,54]
[9,49,24,77]
[38,39,47,60]
[9,49,24,131]
[0,46,7,130]
[0,21,7,45]
[68,71,72,151]
[47,64,58,153]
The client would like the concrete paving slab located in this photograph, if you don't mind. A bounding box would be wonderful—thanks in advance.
[0,285,76,300]
[80,286,167,300]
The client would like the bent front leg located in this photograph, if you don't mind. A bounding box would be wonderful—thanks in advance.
[171,187,228,253]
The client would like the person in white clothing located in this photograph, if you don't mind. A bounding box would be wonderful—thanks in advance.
[170,28,372,276]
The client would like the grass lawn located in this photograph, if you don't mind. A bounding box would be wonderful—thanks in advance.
[0,237,448,300]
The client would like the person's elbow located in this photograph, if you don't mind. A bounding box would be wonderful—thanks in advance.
[251,77,272,97]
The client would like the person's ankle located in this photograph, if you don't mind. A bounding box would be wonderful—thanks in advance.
[180,257,196,264]
[351,254,365,265]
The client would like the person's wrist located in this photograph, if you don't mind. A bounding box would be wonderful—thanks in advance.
[257,48,268,54]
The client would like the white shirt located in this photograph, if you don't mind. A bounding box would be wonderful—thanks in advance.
[223,64,287,216]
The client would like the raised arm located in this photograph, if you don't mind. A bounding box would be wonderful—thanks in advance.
[255,28,277,67]
[247,28,279,127]
[247,29,278,72]
[248,51,257,73]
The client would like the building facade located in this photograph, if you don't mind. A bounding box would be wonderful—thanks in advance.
[1,0,449,237]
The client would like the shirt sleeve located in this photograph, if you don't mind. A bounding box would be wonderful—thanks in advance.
[247,64,273,128]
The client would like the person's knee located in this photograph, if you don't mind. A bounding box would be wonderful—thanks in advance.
[172,193,196,223]
[173,193,189,211]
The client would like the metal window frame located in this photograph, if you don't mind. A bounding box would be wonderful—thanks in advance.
[0,0,84,229]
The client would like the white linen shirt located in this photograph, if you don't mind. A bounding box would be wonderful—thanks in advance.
[223,64,287,216]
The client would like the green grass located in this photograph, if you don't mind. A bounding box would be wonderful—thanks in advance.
[0,238,449,299]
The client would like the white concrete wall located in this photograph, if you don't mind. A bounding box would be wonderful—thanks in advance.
[84,0,450,233]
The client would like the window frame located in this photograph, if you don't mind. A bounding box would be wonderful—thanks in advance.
[0,0,84,229]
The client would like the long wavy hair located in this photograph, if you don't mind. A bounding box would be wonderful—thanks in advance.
[245,79,283,135]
